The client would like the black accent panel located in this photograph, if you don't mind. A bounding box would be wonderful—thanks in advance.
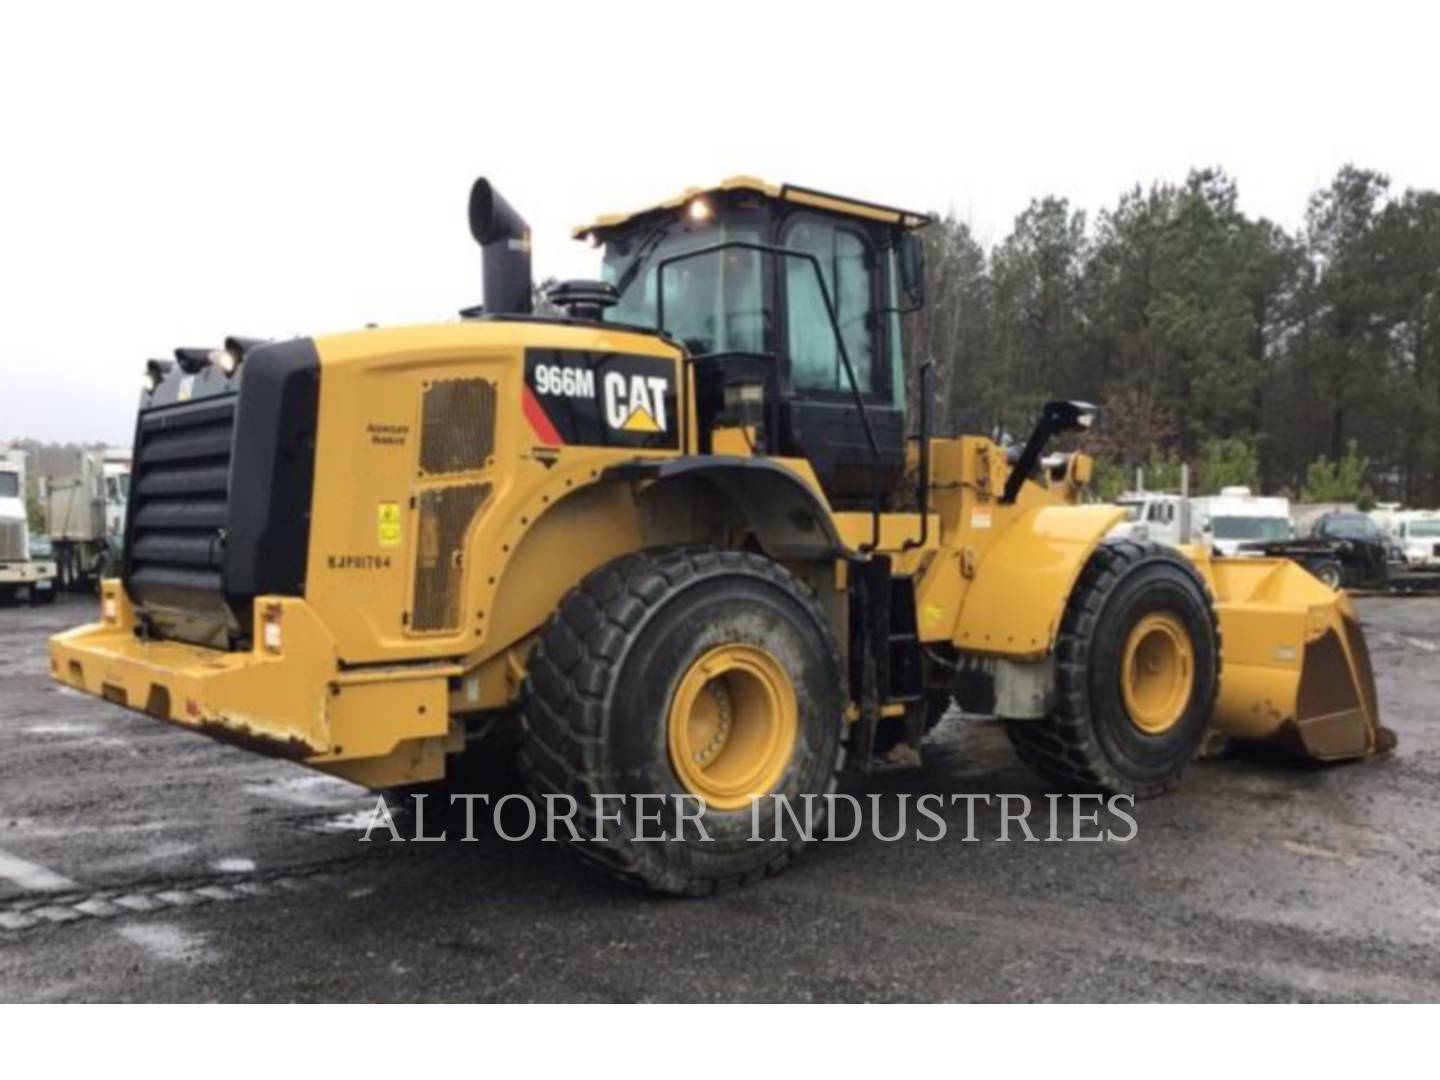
[123,338,319,648]
[524,349,679,450]
[953,665,997,715]
[848,556,893,709]
[224,338,321,611]
[846,558,922,708]
[887,575,923,701]
[690,353,780,454]
[776,399,905,507]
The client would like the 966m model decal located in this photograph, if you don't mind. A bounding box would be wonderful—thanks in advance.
[522,349,679,449]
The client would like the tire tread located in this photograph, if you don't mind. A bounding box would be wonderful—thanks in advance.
[519,546,845,894]
[1004,539,1221,797]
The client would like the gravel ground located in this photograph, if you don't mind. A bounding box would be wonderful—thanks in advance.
[0,592,1437,1002]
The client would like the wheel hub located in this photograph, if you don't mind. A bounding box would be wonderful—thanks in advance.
[691,680,735,766]
[667,643,798,810]
[1121,612,1195,735]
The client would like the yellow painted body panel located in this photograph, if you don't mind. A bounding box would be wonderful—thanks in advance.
[882,435,1115,653]
[833,511,935,554]
[949,505,1126,657]
[49,583,461,786]
[51,319,694,786]
[305,320,684,665]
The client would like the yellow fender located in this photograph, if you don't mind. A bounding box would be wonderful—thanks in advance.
[951,504,1126,659]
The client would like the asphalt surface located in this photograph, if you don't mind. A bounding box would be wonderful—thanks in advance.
[1,592,1437,1002]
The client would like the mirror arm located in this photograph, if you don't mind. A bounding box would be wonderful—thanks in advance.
[1000,400,1098,505]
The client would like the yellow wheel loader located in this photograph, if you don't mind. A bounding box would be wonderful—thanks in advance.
[50,176,1393,894]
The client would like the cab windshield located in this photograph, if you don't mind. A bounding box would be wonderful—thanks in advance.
[0,473,17,499]
[1324,514,1381,540]
[1116,500,1143,522]
[1408,520,1440,538]
[1212,516,1291,541]
[601,222,767,358]
[599,213,903,407]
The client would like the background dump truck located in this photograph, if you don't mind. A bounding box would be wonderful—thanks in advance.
[51,176,1393,894]
[0,450,56,604]
[44,447,131,591]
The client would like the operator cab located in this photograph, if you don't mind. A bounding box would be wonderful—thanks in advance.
[573,178,931,508]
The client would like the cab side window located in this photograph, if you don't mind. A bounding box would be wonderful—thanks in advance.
[783,217,879,397]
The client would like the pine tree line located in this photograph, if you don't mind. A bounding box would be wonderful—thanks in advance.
[905,166,1440,506]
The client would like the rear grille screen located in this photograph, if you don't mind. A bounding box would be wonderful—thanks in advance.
[419,378,496,475]
[412,483,491,632]
[125,396,237,634]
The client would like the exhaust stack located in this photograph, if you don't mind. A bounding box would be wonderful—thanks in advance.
[468,178,533,316]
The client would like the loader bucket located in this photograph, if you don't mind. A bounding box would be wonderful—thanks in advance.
[1201,556,1395,761]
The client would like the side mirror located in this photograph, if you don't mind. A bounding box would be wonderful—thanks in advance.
[898,232,926,310]
[999,400,1100,505]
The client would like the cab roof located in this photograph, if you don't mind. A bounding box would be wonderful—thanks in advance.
[572,176,932,239]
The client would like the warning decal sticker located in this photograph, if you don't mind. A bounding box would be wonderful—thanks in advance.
[377,501,403,547]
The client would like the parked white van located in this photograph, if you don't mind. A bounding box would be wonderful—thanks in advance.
[1190,487,1293,556]
[1371,507,1440,569]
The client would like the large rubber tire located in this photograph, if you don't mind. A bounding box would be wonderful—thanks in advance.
[520,547,846,895]
[1003,540,1220,797]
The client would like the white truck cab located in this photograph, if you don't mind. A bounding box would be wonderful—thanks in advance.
[1191,487,1293,556]
[1110,491,1185,547]
[1372,506,1440,569]
[0,451,57,604]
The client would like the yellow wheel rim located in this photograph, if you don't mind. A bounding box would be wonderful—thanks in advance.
[667,643,798,811]
[1121,612,1194,735]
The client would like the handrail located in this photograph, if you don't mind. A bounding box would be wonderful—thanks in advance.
[902,360,933,551]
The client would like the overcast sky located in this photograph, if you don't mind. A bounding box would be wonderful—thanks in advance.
[3,1,1437,444]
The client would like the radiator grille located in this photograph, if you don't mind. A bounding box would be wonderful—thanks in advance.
[419,378,497,475]
[0,520,24,562]
[412,483,491,632]
[125,396,236,628]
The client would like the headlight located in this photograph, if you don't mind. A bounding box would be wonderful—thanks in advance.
[209,347,239,376]
[144,358,173,393]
